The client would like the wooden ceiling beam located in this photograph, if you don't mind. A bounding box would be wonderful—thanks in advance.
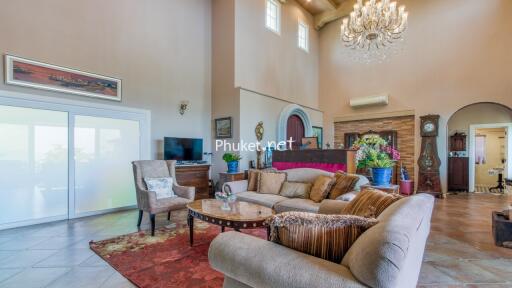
[314,0,355,30]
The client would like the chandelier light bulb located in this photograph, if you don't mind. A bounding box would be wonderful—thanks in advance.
[340,0,409,63]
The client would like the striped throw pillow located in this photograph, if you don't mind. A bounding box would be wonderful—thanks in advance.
[342,188,403,217]
[266,212,378,263]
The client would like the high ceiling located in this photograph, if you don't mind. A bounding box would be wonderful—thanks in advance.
[285,0,355,29]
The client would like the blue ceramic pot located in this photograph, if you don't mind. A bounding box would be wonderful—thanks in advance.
[227,161,239,173]
[372,167,393,186]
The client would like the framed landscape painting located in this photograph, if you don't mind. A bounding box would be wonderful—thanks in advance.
[215,117,232,139]
[4,54,122,101]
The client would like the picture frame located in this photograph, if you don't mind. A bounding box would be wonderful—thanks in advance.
[312,126,323,148]
[4,54,122,101]
[215,117,232,139]
[301,137,319,150]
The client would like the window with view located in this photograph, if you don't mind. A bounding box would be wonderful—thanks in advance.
[266,0,280,34]
[298,20,309,52]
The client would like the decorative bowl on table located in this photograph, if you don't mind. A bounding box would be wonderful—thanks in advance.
[215,192,237,211]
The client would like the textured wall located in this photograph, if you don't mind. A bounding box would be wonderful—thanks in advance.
[334,116,415,181]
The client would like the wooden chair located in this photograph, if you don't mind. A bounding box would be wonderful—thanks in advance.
[132,160,195,236]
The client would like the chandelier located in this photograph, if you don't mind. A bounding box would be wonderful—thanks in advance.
[340,0,408,62]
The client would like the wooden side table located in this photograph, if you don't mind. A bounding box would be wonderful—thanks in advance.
[218,172,247,192]
[361,184,400,195]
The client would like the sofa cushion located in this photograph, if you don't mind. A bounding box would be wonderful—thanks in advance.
[285,168,333,183]
[236,191,288,208]
[267,212,378,263]
[342,188,402,218]
[247,170,259,192]
[279,181,312,199]
[247,168,276,191]
[274,198,321,213]
[329,172,359,200]
[257,171,287,195]
[310,175,335,203]
[341,194,435,288]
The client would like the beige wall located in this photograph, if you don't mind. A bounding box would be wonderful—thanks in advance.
[319,0,512,192]
[235,0,320,108]
[212,0,240,178]
[211,0,322,179]
[0,0,212,159]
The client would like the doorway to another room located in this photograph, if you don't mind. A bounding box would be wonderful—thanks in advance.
[447,102,512,194]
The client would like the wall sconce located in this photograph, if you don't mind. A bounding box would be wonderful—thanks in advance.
[179,100,189,116]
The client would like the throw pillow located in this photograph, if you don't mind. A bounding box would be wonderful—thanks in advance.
[279,182,312,199]
[328,172,360,200]
[144,177,175,199]
[342,188,403,217]
[257,171,287,195]
[309,175,335,203]
[247,168,276,191]
[247,170,259,191]
[266,212,378,263]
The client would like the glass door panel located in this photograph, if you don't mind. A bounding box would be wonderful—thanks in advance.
[74,115,139,214]
[0,105,68,226]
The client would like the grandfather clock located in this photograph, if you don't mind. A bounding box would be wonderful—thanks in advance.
[417,115,442,197]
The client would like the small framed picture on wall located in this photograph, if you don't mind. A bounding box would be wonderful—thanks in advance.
[313,126,323,148]
[215,117,232,139]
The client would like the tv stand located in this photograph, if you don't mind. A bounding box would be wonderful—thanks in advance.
[175,164,211,199]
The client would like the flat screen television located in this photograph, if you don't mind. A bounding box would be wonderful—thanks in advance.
[164,137,203,161]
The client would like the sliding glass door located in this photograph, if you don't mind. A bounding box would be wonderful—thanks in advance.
[0,92,150,229]
[0,105,68,226]
[74,115,139,216]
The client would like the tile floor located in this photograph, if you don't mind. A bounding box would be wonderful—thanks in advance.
[0,193,511,288]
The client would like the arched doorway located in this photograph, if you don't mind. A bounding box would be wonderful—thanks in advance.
[446,102,512,193]
[277,104,313,149]
[287,115,305,150]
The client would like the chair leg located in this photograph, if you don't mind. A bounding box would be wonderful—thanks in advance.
[167,211,171,221]
[150,214,156,236]
[137,210,143,227]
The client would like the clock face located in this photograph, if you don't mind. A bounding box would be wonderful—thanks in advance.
[423,122,435,133]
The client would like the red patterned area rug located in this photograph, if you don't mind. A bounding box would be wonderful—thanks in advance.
[90,213,266,288]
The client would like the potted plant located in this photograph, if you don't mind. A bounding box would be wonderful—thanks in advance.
[223,152,242,173]
[352,135,400,186]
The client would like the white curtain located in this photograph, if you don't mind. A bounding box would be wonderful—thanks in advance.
[475,135,486,165]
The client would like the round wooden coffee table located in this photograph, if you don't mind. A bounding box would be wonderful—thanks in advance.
[186,199,274,246]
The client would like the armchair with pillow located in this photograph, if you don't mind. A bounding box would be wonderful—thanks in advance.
[132,160,195,236]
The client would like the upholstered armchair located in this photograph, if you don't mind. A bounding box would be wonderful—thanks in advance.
[132,160,195,236]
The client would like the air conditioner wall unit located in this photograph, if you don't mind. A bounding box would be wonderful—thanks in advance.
[349,94,389,108]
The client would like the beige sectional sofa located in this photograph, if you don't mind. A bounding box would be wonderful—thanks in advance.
[222,168,370,214]
[209,193,435,288]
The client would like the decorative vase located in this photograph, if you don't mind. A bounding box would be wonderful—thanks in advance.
[221,199,231,211]
[227,161,239,173]
[215,193,236,211]
[372,167,393,186]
